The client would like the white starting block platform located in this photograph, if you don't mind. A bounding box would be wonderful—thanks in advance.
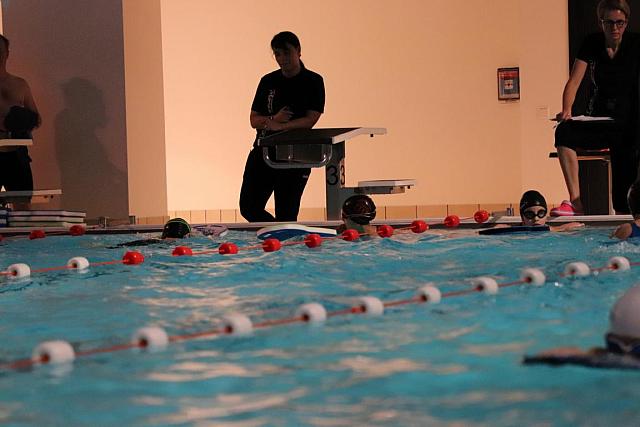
[257,127,415,220]
[356,179,416,194]
[0,138,32,147]
[0,189,62,206]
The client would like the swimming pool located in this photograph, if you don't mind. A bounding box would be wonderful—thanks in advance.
[1,227,640,426]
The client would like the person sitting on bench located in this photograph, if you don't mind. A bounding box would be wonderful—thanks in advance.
[551,0,640,216]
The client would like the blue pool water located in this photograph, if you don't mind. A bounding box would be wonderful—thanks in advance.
[1,228,640,426]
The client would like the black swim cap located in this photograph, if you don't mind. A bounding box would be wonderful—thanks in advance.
[342,195,376,225]
[519,190,547,213]
[161,218,191,239]
[628,181,640,217]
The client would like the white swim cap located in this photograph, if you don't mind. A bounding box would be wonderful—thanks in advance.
[609,285,640,338]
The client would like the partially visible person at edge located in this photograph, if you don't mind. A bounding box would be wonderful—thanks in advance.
[0,34,40,210]
[612,180,640,239]
[551,0,640,216]
[336,195,378,236]
[239,31,325,222]
[524,284,640,370]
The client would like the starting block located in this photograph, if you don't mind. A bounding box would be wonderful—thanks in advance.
[257,128,416,220]
[0,138,32,148]
[0,189,62,207]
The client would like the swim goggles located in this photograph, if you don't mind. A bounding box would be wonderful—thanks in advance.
[522,208,547,220]
[605,333,640,356]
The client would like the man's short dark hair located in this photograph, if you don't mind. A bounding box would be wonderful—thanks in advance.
[271,31,301,51]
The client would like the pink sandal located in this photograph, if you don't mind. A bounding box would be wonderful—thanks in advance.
[550,200,583,217]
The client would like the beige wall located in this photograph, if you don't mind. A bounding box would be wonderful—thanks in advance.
[157,0,569,214]
[519,1,569,203]
[123,0,169,218]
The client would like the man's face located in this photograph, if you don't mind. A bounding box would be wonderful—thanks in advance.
[273,43,301,75]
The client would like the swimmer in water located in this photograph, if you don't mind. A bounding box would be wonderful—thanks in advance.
[336,195,378,237]
[612,181,640,240]
[480,191,584,234]
[524,284,640,370]
[112,218,227,248]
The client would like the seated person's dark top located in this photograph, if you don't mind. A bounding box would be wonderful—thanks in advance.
[577,32,640,124]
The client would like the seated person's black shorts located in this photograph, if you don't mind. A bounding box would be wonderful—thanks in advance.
[554,120,636,213]
[0,147,33,191]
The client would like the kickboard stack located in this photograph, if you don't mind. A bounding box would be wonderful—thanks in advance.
[0,208,7,228]
[7,210,86,228]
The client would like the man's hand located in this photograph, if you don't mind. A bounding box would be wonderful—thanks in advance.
[555,110,572,121]
[273,106,293,123]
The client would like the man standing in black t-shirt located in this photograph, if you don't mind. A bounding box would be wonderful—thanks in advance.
[239,31,325,222]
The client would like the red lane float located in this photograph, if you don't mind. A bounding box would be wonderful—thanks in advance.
[444,215,460,228]
[342,229,360,241]
[69,225,86,236]
[262,238,282,252]
[305,234,323,248]
[29,230,46,240]
[377,225,394,238]
[172,246,193,257]
[122,251,144,265]
[411,220,428,233]
[218,242,238,255]
[474,210,490,223]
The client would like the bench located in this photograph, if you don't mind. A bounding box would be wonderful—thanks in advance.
[549,149,612,215]
[257,128,416,220]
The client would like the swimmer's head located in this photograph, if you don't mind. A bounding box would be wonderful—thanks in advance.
[161,218,191,239]
[627,181,640,219]
[519,190,548,226]
[606,284,640,356]
[342,195,376,225]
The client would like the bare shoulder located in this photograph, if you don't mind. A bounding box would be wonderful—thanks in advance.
[612,223,632,240]
[1,73,31,94]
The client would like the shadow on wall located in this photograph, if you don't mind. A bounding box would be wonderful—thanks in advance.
[55,78,127,218]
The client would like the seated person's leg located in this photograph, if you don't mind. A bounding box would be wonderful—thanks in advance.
[554,121,620,214]
[273,167,310,222]
[239,148,276,222]
[610,144,638,214]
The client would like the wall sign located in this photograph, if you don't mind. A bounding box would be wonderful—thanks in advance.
[497,67,520,101]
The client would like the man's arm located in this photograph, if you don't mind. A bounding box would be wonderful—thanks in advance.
[21,79,40,127]
[266,110,321,132]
